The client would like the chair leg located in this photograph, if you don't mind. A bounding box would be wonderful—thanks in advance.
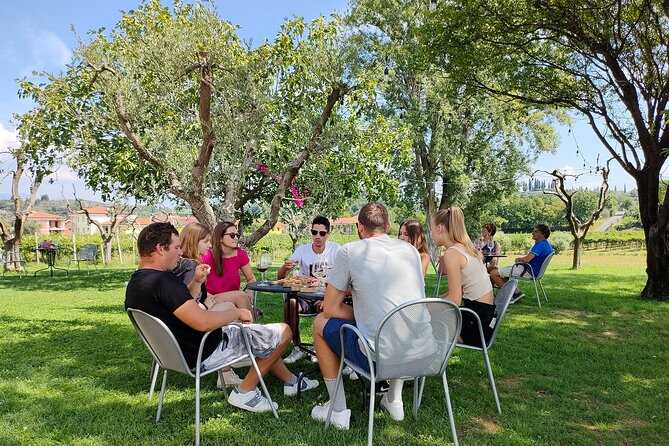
[481,347,501,414]
[156,370,168,422]
[415,376,426,414]
[218,370,228,398]
[539,279,548,302]
[434,274,442,298]
[367,379,376,446]
[251,356,279,420]
[195,372,201,446]
[412,377,421,420]
[149,360,159,400]
[532,279,541,307]
[442,372,459,446]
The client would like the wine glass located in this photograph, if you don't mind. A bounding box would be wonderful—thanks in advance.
[486,239,495,255]
[256,252,272,285]
[312,260,328,286]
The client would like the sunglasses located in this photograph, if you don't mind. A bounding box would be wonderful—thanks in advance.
[224,232,239,239]
[311,230,328,237]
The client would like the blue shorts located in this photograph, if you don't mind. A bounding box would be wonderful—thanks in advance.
[322,318,371,373]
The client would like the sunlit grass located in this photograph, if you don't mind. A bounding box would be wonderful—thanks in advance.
[0,252,667,445]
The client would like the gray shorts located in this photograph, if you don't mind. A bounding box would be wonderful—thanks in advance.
[498,265,531,279]
[201,323,283,372]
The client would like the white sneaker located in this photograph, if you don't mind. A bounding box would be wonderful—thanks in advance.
[227,387,278,413]
[380,394,405,421]
[348,371,359,381]
[310,353,319,363]
[217,369,243,388]
[284,376,320,396]
[311,400,351,430]
[342,366,353,375]
[283,347,305,364]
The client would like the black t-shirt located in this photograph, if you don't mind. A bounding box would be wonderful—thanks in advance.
[125,268,222,369]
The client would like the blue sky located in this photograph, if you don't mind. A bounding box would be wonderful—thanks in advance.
[0,0,636,201]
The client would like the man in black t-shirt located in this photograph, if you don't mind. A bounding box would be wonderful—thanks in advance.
[125,222,319,413]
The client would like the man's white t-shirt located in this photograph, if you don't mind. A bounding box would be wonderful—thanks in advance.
[290,241,341,278]
[327,234,430,360]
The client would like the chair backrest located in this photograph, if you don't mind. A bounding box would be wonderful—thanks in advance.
[488,278,517,347]
[374,298,461,381]
[534,252,554,279]
[127,308,192,375]
[78,244,98,261]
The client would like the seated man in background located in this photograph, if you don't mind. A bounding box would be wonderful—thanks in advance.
[489,223,554,303]
[310,202,426,429]
[277,216,341,364]
[125,222,318,413]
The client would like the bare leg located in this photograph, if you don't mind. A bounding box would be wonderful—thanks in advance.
[312,313,340,379]
[211,291,252,310]
[286,297,301,345]
[239,323,292,392]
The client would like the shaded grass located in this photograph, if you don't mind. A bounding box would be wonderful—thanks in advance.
[0,252,667,445]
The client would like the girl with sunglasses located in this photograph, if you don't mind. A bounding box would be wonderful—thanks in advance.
[398,219,430,277]
[431,206,495,347]
[201,221,256,316]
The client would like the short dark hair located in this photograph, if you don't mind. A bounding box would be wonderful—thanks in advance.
[137,222,178,257]
[358,202,389,233]
[312,215,331,232]
[535,224,551,239]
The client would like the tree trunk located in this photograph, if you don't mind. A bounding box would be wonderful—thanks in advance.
[572,237,583,270]
[187,194,218,231]
[3,237,24,272]
[633,158,669,300]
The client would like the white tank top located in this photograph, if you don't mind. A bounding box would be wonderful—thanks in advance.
[447,245,493,301]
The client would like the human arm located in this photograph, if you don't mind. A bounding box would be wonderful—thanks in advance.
[186,264,210,298]
[277,259,298,279]
[515,252,535,264]
[173,299,253,332]
[420,252,430,278]
[441,249,465,306]
[322,284,355,320]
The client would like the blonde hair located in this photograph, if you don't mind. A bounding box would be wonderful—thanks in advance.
[179,222,211,262]
[432,206,481,260]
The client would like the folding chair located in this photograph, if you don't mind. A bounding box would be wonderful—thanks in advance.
[70,244,98,274]
[510,252,554,307]
[127,309,278,446]
[1,248,27,277]
[325,299,462,446]
[456,278,517,414]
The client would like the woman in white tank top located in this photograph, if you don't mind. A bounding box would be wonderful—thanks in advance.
[431,207,495,347]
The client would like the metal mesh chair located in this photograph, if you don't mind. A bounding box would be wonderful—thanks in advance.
[1,248,27,277]
[456,278,517,414]
[325,298,462,446]
[70,244,98,274]
[509,252,554,306]
[127,309,278,446]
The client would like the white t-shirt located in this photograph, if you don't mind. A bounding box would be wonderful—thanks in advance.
[327,234,430,360]
[290,241,341,279]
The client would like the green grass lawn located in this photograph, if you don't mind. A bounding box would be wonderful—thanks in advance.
[1,252,667,446]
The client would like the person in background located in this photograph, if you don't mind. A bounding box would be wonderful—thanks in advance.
[277,216,341,364]
[431,206,496,347]
[125,223,318,414]
[489,224,554,303]
[310,203,426,429]
[201,221,254,313]
[173,222,243,387]
[474,222,501,270]
[398,219,431,277]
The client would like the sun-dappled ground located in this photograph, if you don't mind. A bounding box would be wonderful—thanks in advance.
[1,251,667,445]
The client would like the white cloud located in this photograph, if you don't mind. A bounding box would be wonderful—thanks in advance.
[0,122,19,149]
[30,31,72,67]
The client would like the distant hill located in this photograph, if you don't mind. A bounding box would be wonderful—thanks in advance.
[0,198,184,221]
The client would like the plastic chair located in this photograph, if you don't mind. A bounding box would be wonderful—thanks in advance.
[325,298,462,446]
[456,278,517,414]
[70,244,98,274]
[127,309,278,446]
[509,252,554,307]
